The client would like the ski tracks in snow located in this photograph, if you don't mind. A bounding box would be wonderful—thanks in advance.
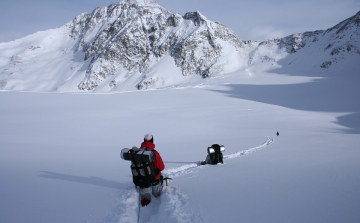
[163,136,275,179]
[223,136,274,160]
[111,137,274,223]
[105,187,138,223]
[108,186,202,223]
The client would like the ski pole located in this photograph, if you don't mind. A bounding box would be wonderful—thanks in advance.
[137,186,141,223]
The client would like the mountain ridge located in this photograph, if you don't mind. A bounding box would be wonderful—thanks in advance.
[0,1,358,92]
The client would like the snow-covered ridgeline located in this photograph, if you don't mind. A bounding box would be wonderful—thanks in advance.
[249,11,360,71]
[0,1,359,92]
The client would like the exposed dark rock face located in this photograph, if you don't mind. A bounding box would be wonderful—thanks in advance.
[68,0,247,90]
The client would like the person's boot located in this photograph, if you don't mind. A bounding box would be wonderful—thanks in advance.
[141,198,151,206]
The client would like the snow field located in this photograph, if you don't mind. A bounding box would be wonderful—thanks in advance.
[0,70,359,223]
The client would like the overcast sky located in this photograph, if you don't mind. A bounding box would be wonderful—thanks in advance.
[0,0,359,43]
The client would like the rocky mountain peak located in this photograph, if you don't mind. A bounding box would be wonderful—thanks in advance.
[0,2,358,93]
[125,0,159,6]
[66,0,247,91]
[183,11,208,26]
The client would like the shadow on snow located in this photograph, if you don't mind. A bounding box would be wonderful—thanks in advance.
[213,75,360,134]
[39,171,126,189]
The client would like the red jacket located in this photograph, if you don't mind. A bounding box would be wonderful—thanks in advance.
[141,141,165,180]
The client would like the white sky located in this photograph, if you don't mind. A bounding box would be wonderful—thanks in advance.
[0,0,359,43]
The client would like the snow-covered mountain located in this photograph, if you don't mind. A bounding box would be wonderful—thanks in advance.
[1,2,360,223]
[249,11,360,73]
[0,0,359,92]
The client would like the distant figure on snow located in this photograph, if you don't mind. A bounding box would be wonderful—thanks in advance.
[200,144,225,165]
[277,131,279,136]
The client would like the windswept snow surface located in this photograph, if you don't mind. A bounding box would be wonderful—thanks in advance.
[0,70,360,223]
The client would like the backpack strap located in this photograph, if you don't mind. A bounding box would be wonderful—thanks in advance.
[150,149,160,176]
[128,149,141,176]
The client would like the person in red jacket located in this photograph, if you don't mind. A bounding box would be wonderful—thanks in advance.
[140,134,165,206]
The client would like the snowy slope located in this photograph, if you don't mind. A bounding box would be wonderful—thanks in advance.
[1,70,359,223]
[0,2,359,222]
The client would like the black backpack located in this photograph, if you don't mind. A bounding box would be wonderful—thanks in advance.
[121,147,157,188]
[208,144,224,164]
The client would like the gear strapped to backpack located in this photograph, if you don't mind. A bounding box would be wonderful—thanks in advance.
[208,144,225,164]
[121,147,157,188]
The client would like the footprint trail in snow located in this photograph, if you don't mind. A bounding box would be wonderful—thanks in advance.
[113,137,274,223]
